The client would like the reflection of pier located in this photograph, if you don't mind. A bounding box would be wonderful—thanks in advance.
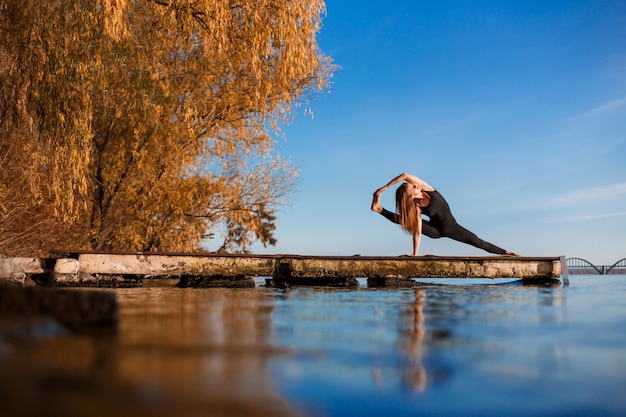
[566,258,626,275]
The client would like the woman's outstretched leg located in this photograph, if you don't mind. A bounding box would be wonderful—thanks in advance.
[442,223,507,255]
[379,208,399,224]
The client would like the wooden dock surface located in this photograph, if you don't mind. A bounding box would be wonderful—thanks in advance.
[9,250,565,287]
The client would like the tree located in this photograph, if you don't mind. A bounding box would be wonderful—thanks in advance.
[0,140,81,256]
[0,0,333,255]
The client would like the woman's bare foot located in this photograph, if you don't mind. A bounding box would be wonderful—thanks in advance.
[371,191,383,213]
[504,251,520,256]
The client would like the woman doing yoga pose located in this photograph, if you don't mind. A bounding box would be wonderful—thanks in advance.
[371,173,518,256]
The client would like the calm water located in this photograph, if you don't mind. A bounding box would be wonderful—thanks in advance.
[2,275,626,416]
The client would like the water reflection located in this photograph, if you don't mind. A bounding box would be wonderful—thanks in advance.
[267,282,579,416]
[2,277,626,417]
[419,284,569,384]
[267,286,455,413]
[0,288,305,417]
[396,289,427,391]
[114,288,303,416]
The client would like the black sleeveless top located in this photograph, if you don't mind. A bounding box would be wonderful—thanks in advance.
[419,189,452,225]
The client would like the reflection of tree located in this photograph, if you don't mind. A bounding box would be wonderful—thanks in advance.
[115,288,300,415]
[0,288,305,417]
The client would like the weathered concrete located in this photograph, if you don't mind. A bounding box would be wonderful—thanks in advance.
[75,252,276,276]
[0,257,44,286]
[1,252,565,288]
[15,257,144,288]
[54,272,144,288]
[56,252,275,287]
[272,255,562,287]
[54,258,80,274]
[277,255,561,278]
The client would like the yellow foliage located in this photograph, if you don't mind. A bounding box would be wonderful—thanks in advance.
[0,0,334,254]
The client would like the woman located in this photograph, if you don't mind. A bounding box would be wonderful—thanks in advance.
[371,173,518,256]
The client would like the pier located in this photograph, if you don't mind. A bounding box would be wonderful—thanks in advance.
[1,251,564,288]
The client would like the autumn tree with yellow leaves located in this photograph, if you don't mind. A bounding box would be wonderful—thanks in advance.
[0,0,334,255]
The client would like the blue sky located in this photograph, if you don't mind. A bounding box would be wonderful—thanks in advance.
[251,0,626,265]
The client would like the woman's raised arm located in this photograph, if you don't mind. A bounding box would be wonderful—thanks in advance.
[376,173,432,193]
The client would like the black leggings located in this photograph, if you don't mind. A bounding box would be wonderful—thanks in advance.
[380,190,506,255]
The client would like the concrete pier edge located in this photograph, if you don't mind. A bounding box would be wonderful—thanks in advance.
[1,252,565,288]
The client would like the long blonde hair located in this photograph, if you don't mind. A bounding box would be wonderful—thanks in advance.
[395,183,420,234]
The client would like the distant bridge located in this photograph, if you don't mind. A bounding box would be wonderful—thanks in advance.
[566,258,626,275]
